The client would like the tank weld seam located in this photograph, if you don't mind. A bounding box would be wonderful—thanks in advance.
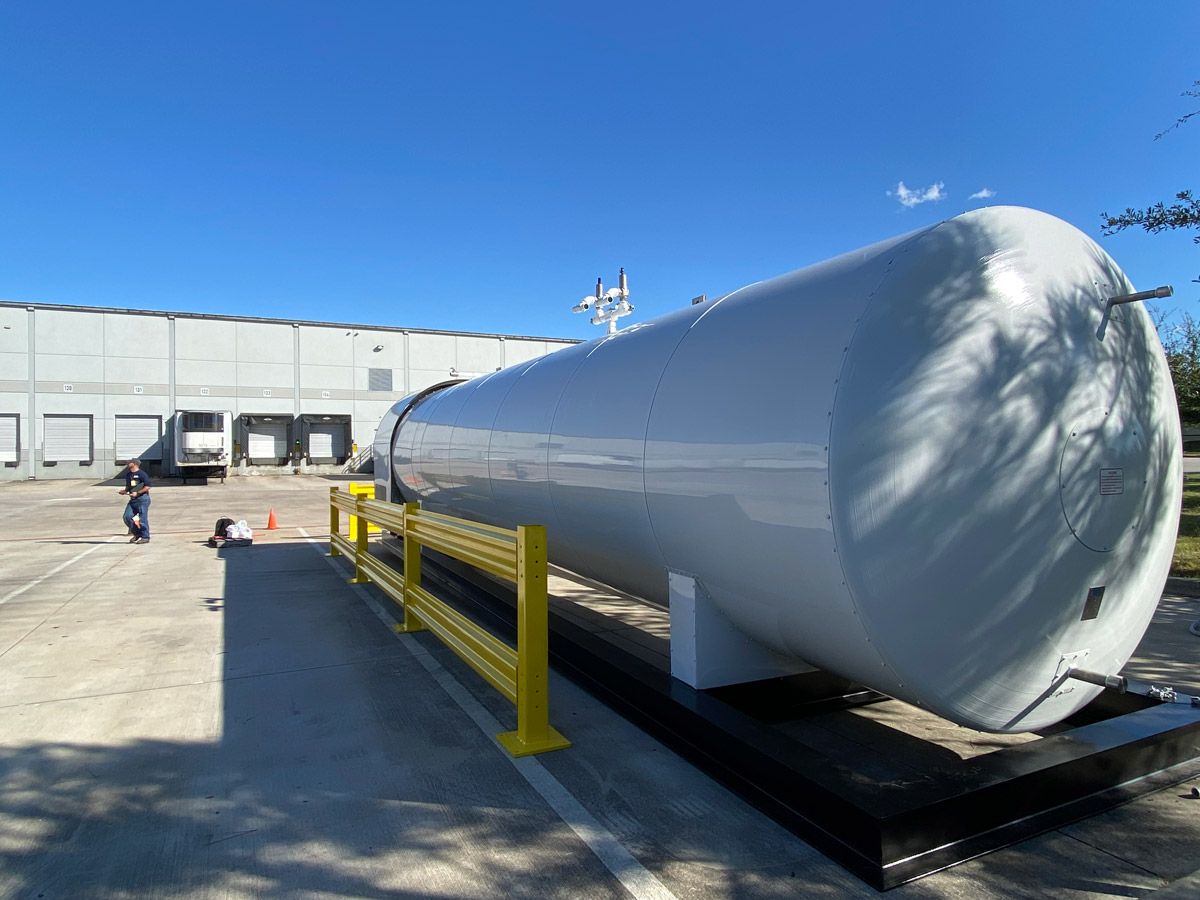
[389,379,462,501]
[639,285,758,569]
[481,358,541,502]
[825,229,932,684]
[402,394,442,499]
[444,378,486,502]
[542,345,614,540]
[409,389,452,498]
[691,280,762,328]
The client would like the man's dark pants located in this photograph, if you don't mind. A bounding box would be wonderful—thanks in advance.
[123,496,150,541]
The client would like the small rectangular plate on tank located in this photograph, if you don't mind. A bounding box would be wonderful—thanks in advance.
[1099,468,1124,495]
[1082,586,1105,620]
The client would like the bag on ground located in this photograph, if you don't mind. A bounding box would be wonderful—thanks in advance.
[226,520,253,540]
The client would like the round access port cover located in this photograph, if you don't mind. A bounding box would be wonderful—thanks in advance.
[1059,407,1147,552]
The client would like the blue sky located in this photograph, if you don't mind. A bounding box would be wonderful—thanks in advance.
[1,2,1197,339]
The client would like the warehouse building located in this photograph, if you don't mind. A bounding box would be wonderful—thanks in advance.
[0,301,576,481]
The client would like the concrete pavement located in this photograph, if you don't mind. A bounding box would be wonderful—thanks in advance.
[1,476,1198,898]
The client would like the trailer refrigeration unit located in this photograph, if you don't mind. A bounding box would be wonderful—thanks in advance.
[375,206,1184,735]
[174,409,232,483]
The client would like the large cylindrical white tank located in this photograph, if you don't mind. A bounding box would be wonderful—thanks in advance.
[381,207,1181,733]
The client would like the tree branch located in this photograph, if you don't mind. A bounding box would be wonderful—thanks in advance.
[1101,191,1200,243]
[1155,80,1200,140]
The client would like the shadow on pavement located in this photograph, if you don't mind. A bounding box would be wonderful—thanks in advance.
[0,539,627,899]
[35,540,122,545]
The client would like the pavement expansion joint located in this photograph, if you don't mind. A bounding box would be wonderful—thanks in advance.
[1059,829,1170,880]
[0,653,412,711]
[0,538,132,661]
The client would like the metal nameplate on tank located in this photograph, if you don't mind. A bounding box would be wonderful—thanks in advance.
[1099,467,1124,495]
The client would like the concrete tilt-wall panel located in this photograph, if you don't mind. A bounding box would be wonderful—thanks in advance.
[0,301,576,480]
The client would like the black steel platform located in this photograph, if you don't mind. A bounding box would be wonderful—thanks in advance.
[395,545,1200,890]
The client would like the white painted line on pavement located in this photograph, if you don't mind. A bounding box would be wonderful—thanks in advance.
[0,535,121,608]
[296,527,678,900]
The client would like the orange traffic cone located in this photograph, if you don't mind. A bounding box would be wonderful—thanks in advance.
[267,508,279,530]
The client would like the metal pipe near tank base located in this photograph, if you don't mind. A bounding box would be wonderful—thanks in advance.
[1071,669,1200,707]
[1067,668,1128,692]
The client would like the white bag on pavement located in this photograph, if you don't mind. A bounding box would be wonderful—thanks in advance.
[225,520,254,540]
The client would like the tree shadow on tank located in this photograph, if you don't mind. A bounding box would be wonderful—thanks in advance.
[826,214,1178,731]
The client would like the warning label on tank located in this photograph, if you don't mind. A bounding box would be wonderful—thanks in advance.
[1099,468,1124,496]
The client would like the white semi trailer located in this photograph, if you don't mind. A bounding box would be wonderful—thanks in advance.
[174,409,232,483]
[373,207,1181,734]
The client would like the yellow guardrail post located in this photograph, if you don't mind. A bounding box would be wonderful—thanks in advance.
[398,503,426,634]
[328,486,341,557]
[497,525,570,757]
[349,496,370,584]
[348,481,380,541]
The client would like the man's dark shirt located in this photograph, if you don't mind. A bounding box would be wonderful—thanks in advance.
[125,470,152,496]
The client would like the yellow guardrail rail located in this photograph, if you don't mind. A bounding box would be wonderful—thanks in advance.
[328,486,570,757]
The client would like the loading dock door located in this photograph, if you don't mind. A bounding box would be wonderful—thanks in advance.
[44,415,92,462]
[247,420,289,461]
[0,415,17,463]
[115,415,163,461]
[308,421,345,460]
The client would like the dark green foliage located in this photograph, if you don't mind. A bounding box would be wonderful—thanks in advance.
[1157,312,1200,426]
[1101,190,1200,244]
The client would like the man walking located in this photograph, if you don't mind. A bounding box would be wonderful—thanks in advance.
[119,459,152,544]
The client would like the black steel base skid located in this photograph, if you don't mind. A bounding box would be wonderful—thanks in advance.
[411,553,1200,891]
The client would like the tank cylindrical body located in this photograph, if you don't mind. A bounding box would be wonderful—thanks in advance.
[383,207,1181,733]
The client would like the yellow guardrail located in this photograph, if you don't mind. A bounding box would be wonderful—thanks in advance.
[328,486,570,757]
